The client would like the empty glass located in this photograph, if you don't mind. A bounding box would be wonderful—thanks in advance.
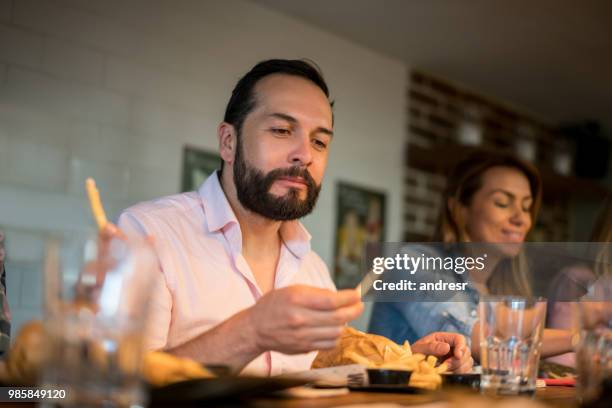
[40,232,157,407]
[479,296,547,396]
[574,289,611,404]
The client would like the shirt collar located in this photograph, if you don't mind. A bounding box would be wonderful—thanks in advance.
[199,171,312,259]
[199,171,239,233]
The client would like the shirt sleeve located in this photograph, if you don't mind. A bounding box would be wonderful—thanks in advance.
[118,210,173,351]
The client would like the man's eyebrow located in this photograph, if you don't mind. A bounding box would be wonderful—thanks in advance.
[268,112,334,137]
[268,112,297,124]
[315,126,334,137]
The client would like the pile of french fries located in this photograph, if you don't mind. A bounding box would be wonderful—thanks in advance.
[313,327,447,390]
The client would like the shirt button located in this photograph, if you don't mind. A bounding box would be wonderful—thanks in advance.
[470,310,477,317]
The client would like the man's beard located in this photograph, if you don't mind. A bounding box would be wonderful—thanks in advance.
[233,140,321,221]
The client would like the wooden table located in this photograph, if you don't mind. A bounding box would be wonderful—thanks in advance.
[0,385,577,407]
[248,386,577,408]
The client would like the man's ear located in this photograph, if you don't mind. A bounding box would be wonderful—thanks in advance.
[218,122,237,165]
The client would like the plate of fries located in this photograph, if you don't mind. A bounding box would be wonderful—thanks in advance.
[312,327,448,390]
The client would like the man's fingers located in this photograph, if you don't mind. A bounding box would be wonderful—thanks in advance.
[301,302,364,326]
[101,223,126,240]
[297,325,344,341]
[311,339,339,351]
[293,287,361,310]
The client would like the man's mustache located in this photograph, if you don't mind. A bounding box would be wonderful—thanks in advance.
[266,166,317,188]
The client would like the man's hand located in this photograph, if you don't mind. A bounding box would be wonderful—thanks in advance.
[412,332,473,373]
[247,285,364,355]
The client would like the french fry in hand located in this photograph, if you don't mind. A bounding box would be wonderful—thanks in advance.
[85,178,108,230]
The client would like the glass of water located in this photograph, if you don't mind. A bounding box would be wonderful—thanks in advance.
[574,294,611,404]
[479,296,547,396]
[40,232,157,407]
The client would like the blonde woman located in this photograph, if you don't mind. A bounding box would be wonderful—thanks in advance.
[368,151,575,361]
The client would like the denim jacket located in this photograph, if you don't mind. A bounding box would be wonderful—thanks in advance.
[368,245,479,345]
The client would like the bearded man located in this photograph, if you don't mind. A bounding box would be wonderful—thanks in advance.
[118,59,472,376]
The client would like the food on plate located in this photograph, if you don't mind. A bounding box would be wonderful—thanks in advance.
[1,320,46,385]
[0,319,212,387]
[143,351,214,387]
[312,327,447,389]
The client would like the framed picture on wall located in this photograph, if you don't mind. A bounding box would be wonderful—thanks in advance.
[334,182,386,289]
[180,146,221,192]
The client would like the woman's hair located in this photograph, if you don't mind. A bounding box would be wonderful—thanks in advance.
[436,150,542,243]
[434,150,543,297]
[591,196,612,244]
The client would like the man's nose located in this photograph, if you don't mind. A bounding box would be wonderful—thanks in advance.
[289,134,313,166]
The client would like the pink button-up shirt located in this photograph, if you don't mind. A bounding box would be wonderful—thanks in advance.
[118,171,336,376]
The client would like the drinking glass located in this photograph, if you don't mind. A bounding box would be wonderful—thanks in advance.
[479,296,547,396]
[40,232,157,407]
[574,292,611,404]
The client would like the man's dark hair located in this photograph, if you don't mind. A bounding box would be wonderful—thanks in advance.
[223,58,333,137]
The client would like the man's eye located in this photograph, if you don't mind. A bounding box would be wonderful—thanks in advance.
[271,128,290,135]
[312,139,328,150]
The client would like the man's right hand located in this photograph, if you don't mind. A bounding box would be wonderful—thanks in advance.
[246,285,363,355]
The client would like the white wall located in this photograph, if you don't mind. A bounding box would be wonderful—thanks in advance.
[0,0,406,333]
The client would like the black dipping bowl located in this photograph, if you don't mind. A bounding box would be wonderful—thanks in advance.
[367,369,412,385]
[442,373,481,389]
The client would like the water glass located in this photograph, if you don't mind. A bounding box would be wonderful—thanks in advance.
[574,297,611,404]
[479,296,547,396]
[40,233,157,407]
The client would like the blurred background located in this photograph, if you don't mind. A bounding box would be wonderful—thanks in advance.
[0,0,610,333]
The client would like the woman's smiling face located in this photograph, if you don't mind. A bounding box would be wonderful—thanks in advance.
[462,166,533,251]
